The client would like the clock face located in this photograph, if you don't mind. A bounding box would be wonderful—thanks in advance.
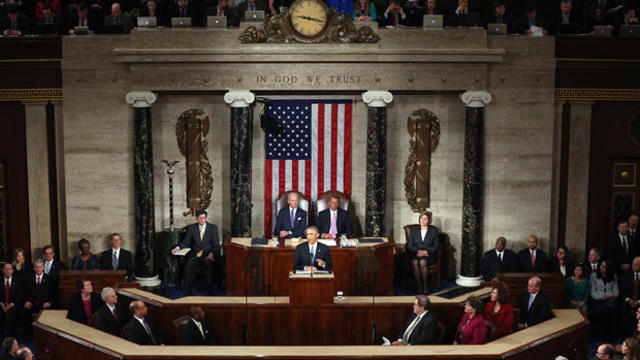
[290,0,328,38]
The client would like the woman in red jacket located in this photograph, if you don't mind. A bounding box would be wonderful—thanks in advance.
[482,285,514,339]
[454,296,487,344]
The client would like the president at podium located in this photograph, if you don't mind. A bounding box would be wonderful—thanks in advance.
[293,226,333,272]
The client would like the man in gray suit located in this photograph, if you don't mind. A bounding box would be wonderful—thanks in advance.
[103,3,133,33]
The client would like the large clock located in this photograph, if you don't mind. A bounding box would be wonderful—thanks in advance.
[288,0,330,42]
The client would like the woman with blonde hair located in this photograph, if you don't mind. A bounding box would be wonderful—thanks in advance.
[11,248,31,279]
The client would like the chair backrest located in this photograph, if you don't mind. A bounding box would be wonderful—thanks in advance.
[436,321,445,344]
[403,224,420,245]
[316,190,350,215]
[512,308,521,332]
[173,315,191,344]
[276,191,309,214]
[485,320,496,342]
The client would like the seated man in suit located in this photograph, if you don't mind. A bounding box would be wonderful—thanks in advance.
[172,209,221,295]
[274,192,307,239]
[181,306,215,345]
[620,256,640,334]
[169,0,199,26]
[392,295,438,345]
[100,233,135,281]
[0,262,23,338]
[516,235,548,273]
[515,6,547,35]
[23,260,55,322]
[586,247,600,277]
[125,300,163,345]
[380,0,408,27]
[103,2,133,33]
[316,194,352,239]
[0,4,32,36]
[204,0,239,27]
[293,226,333,272]
[517,276,552,329]
[66,278,104,326]
[608,219,633,275]
[548,0,581,35]
[36,5,62,34]
[484,0,511,32]
[446,0,473,27]
[482,236,516,282]
[68,2,97,34]
[94,287,127,337]
[236,0,266,16]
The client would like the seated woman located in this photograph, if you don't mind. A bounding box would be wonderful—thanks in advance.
[11,248,31,280]
[352,0,376,22]
[67,278,103,326]
[406,212,439,295]
[565,262,589,310]
[71,238,100,270]
[425,0,440,15]
[622,337,640,360]
[455,296,487,345]
[590,259,619,341]
[482,285,514,339]
[548,246,573,278]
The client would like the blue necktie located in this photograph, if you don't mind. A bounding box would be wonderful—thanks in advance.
[310,245,315,265]
[113,251,118,270]
[527,294,534,310]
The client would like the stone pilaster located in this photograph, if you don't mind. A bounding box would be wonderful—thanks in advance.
[224,90,255,237]
[362,91,393,237]
[125,91,161,287]
[457,91,492,287]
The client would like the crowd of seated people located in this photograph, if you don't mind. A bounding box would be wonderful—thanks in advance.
[2,0,639,35]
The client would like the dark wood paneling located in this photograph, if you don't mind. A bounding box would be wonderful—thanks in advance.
[58,270,127,308]
[0,102,30,261]
[494,272,566,309]
[0,37,61,90]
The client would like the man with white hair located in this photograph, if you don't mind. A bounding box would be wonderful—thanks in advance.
[274,192,307,238]
[94,287,127,337]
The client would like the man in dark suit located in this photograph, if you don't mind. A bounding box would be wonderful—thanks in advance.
[235,0,266,17]
[629,213,639,244]
[124,300,163,345]
[293,226,333,272]
[168,0,200,26]
[482,236,516,282]
[204,0,238,27]
[66,279,104,325]
[67,2,97,33]
[100,233,135,281]
[103,2,133,32]
[94,287,127,337]
[608,219,632,275]
[42,244,67,304]
[172,209,221,295]
[446,0,475,27]
[0,263,23,338]
[517,276,552,328]
[392,295,438,345]
[0,4,32,35]
[316,194,352,239]
[380,0,409,27]
[548,0,581,35]
[181,306,215,345]
[483,0,511,32]
[516,235,548,273]
[586,247,601,277]
[23,260,55,326]
[619,256,640,334]
[274,192,307,239]
[515,6,546,35]
[35,5,63,34]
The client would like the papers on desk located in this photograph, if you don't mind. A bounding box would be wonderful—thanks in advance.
[317,239,337,247]
[382,336,391,346]
[530,25,544,36]
[294,270,330,274]
[173,248,191,256]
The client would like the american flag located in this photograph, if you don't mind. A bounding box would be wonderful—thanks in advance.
[264,99,352,237]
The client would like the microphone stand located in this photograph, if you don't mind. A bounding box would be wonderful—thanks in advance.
[243,264,249,345]
[371,269,377,345]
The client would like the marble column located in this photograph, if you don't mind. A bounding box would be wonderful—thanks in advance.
[362,91,393,237]
[125,91,161,287]
[457,91,492,288]
[22,101,52,258]
[224,90,255,237]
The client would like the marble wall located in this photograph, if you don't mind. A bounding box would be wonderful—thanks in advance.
[59,30,557,273]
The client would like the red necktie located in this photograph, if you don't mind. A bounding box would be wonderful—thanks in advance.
[392,12,398,27]
[4,281,9,304]
[634,273,639,301]
[112,307,118,320]
[623,237,628,256]
[530,250,535,267]
[36,276,41,288]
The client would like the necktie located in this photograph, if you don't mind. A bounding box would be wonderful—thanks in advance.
[499,252,503,262]
[562,14,569,24]
[623,236,628,256]
[392,11,398,27]
[310,245,315,265]
[290,209,295,228]
[113,251,118,270]
[11,18,17,30]
[45,261,51,274]
[249,4,254,10]
[402,315,421,344]
[330,212,337,238]
[5,281,10,304]
[37,276,41,288]
[142,319,158,345]
[199,226,204,240]
[114,17,119,25]
[181,7,186,17]
[112,307,118,320]
[196,321,205,338]
[528,294,534,310]
[633,273,639,300]
[530,250,535,267]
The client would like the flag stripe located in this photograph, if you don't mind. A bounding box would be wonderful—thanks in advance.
[317,104,325,195]
[343,103,352,197]
[330,104,338,191]
[336,104,345,192]
[311,104,319,202]
[265,160,272,237]
[323,104,332,193]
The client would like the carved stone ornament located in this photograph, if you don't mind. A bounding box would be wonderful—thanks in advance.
[176,109,213,216]
[239,3,379,44]
[125,91,157,108]
[404,109,440,213]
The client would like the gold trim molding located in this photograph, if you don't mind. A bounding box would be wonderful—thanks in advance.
[0,88,62,101]
[555,88,640,101]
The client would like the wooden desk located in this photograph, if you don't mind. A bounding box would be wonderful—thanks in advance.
[289,272,335,304]
[225,238,394,296]
[494,273,565,308]
[33,307,588,359]
[58,270,127,307]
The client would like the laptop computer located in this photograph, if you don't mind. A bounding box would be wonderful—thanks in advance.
[171,17,191,27]
[207,16,227,28]
[487,23,507,34]
[593,25,611,37]
[244,10,264,21]
[73,26,89,35]
[137,16,157,27]
[457,12,479,27]
[620,25,640,37]
[422,15,443,28]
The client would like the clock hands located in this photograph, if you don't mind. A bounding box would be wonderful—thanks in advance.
[294,15,324,23]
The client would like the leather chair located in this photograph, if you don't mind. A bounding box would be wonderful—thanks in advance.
[436,321,445,344]
[276,191,309,215]
[485,320,496,342]
[173,315,191,344]
[402,224,443,289]
[316,190,350,214]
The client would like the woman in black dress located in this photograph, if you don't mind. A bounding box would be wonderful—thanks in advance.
[407,212,439,294]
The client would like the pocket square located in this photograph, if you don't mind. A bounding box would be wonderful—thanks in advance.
[297,217,302,220]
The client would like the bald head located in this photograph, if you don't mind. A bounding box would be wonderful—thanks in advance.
[495,237,506,251]
[527,235,538,250]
